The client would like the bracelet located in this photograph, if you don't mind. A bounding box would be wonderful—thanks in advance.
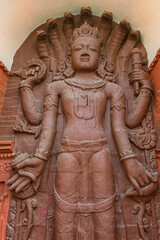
[111,102,126,111]
[141,86,154,93]
[140,88,152,97]
[19,82,33,90]
[34,148,50,161]
[120,154,136,161]
[119,150,136,161]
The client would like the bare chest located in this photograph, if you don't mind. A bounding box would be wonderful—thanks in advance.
[60,84,107,120]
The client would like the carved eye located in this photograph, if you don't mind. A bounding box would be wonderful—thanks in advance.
[89,47,97,52]
[73,46,82,51]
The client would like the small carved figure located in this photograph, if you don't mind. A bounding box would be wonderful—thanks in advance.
[6,22,157,240]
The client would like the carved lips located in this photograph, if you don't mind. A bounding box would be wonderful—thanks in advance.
[81,54,90,62]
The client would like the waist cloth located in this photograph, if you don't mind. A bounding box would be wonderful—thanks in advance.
[55,137,115,213]
[59,137,110,153]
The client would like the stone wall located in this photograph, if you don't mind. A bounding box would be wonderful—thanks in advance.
[0,62,9,113]
[0,63,12,240]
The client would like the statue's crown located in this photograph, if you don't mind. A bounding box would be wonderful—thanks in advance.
[70,22,103,46]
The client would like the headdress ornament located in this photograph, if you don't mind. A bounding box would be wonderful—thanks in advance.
[69,22,103,46]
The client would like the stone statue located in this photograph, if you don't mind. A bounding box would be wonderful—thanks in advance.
[5,7,159,240]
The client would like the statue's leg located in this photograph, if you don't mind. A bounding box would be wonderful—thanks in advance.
[90,147,116,240]
[54,152,80,240]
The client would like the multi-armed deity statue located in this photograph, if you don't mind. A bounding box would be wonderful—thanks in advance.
[4,7,160,240]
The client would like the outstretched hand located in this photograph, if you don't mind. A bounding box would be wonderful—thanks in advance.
[6,157,46,193]
[123,158,157,196]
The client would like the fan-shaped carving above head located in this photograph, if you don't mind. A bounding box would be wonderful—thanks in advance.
[33,7,147,82]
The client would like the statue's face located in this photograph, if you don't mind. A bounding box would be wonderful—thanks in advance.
[71,36,100,72]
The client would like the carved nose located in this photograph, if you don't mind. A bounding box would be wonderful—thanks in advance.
[81,45,89,55]
[81,53,89,57]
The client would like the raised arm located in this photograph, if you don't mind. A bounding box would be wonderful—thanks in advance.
[11,58,47,125]
[106,82,156,195]
[126,70,153,128]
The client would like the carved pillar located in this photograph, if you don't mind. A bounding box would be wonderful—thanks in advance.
[0,142,13,240]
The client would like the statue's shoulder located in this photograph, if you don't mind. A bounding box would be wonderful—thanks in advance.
[46,80,65,95]
[105,81,124,96]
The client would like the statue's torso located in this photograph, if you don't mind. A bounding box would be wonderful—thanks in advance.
[59,80,108,141]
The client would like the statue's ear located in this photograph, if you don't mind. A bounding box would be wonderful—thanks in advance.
[96,56,107,79]
[99,56,107,68]
[63,56,74,78]
[65,56,72,67]
[57,60,66,73]
[106,61,115,73]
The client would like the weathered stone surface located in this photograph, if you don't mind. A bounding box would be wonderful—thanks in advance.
[0,7,160,240]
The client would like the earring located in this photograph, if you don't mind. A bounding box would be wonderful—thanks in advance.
[96,57,107,79]
[64,56,74,77]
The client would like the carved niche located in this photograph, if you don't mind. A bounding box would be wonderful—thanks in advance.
[5,7,160,240]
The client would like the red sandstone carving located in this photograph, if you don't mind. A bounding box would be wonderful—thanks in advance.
[148,49,160,189]
[1,7,160,240]
[0,142,13,240]
[0,61,9,114]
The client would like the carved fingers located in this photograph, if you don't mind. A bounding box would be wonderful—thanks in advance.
[15,178,31,193]
[142,174,150,185]
[123,158,157,196]
[145,170,158,183]
[21,73,39,88]
[6,173,19,186]
[14,157,44,169]
[7,175,31,193]
[128,176,143,196]
[7,157,46,193]
[14,158,46,180]
[128,69,152,97]
[128,69,149,84]
[6,173,26,191]
[19,58,47,89]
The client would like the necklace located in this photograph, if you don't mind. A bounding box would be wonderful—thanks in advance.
[64,77,106,90]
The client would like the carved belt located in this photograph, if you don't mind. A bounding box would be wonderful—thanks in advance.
[61,138,108,148]
[54,187,115,213]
